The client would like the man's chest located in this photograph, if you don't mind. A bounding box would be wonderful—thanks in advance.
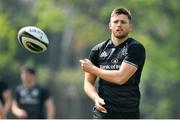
[98,45,128,70]
[18,88,41,104]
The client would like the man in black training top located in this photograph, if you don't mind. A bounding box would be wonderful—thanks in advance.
[12,66,55,119]
[80,7,146,119]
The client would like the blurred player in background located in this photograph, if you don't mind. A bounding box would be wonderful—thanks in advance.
[80,7,146,119]
[11,66,55,119]
[0,78,12,119]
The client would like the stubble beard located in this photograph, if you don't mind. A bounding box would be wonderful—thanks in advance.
[114,31,129,39]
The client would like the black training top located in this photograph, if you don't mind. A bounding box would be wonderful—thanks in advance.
[15,84,50,119]
[89,37,146,114]
[0,80,9,105]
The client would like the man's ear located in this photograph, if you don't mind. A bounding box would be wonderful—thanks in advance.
[109,21,112,30]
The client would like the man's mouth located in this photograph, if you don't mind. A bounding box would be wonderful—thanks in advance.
[116,29,123,32]
[116,28,123,31]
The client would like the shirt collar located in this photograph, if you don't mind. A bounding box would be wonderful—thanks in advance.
[107,37,130,48]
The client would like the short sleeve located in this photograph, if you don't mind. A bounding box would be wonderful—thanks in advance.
[14,88,19,102]
[41,87,51,103]
[14,86,21,103]
[89,46,99,67]
[124,43,145,68]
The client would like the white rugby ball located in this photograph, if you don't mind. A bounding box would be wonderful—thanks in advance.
[17,26,49,53]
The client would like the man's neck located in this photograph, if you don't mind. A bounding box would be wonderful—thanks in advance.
[111,35,129,46]
[23,81,36,89]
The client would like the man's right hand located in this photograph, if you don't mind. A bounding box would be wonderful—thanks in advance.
[15,109,28,119]
[0,109,3,119]
[95,98,107,113]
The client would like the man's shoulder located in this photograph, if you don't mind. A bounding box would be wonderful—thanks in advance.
[16,84,47,90]
[35,84,49,93]
[128,37,145,49]
[91,39,110,51]
[15,84,24,92]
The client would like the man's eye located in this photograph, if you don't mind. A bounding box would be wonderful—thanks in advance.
[121,20,127,24]
[113,20,119,23]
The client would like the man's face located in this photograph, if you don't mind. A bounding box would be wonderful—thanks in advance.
[21,71,35,84]
[109,14,132,39]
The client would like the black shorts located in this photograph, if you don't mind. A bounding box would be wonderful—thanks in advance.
[93,107,140,119]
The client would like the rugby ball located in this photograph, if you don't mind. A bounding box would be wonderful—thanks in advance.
[17,26,49,53]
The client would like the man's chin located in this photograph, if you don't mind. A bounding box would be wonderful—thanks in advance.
[116,35,128,39]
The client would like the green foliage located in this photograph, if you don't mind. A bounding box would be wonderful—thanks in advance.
[0,13,17,70]
[57,68,84,85]
[34,0,66,32]
[74,17,108,51]
[0,0,180,118]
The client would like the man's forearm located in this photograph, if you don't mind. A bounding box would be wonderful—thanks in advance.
[46,99,55,119]
[84,81,100,102]
[80,59,126,85]
[91,62,137,85]
[91,66,124,85]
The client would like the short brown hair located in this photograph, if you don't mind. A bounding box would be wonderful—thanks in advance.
[111,7,132,21]
[21,66,36,75]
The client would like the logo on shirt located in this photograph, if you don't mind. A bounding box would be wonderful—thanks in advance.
[100,51,108,57]
[122,46,128,56]
[100,64,120,70]
[19,88,40,104]
[31,89,39,97]
[111,58,118,64]
[20,89,28,97]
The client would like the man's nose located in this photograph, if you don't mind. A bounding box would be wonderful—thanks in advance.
[117,22,122,26]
